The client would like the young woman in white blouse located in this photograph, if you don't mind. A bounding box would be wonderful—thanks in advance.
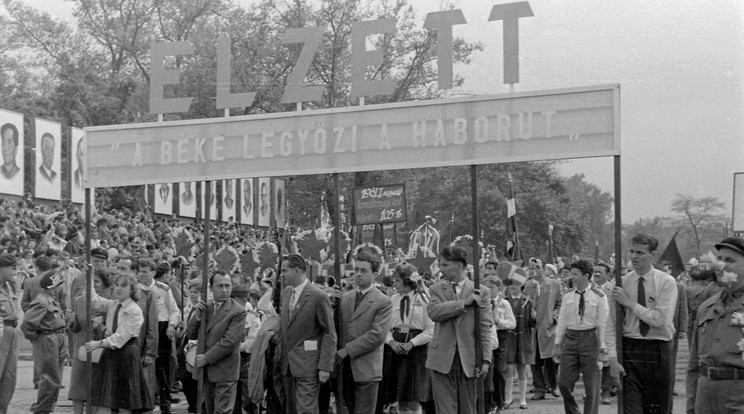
[380,263,435,414]
[85,273,150,413]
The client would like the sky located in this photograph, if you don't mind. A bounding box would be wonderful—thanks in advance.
[17,0,744,224]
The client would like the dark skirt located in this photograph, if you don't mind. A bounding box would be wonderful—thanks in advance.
[91,337,152,410]
[380,331,431,404]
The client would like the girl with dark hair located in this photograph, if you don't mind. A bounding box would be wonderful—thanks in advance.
[379,263,434,414]
[85,273,151,413]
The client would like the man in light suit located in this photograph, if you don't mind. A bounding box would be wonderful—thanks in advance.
[337,251,392,414]
[525,260,562,400]
[280,254,337,414]
[187,271,247,414]
[426,245,493,414]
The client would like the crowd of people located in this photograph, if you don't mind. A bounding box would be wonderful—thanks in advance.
[0,197,742,414]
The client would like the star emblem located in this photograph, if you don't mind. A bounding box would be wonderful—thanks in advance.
[240,252,261,278]
[406,245,437,275]
[258,243,279,271]
[296,231,328,263]
[173,229,195,260]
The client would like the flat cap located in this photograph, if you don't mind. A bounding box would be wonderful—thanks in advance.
[0,253,16,268]
[715,237,744,257]
[91,247,109,260]
[39,270,64,289]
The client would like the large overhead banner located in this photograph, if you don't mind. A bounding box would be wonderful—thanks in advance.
[86,85,620,187]
[35,118,62,200]
[71,128,85,203]
[0,109,24,196]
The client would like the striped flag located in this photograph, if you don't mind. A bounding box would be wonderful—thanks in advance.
[506,172,524,263]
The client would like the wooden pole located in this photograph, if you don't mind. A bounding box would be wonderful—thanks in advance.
[332,173,346,414]
[84,188,92,414]
[195,180,211,414]
[471,165,485,414]
[614,156,624,414]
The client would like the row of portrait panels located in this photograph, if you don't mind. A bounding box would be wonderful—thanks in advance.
[1,108,86,203]
[152,178,287,228]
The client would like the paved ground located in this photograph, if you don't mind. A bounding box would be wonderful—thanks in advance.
[9,333,692,413]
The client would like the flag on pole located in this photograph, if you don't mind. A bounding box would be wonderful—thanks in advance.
[506,172,524,263]
[658,230,685,277]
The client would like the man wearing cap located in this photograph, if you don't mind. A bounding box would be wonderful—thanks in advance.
[525,259,562,400]
[687,237,744,413]
[0,254,20,413]
[69,247,109,301]
[21,270,70,414]
[553,260,608,414]
[22,255,68,313]
[606,233,678,414]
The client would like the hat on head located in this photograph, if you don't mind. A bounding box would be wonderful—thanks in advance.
[91,247,109,260]
[545,264,558,275]
[39,270,64,289]
[0,253,16,268]
[715,237,744,257]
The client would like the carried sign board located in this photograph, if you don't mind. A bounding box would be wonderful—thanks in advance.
[352,184,407,225]
[85,84,619,187]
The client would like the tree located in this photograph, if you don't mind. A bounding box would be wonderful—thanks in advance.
[670,194,726,258]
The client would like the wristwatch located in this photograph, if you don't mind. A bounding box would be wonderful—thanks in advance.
[600,348,608,354]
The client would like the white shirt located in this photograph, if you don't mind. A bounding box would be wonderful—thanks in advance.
[91,295,143,349]
[153,280,179,325]
[289,279,309,311]
[386,291,434,347]
[240,302,261,353]
[555,287,609,349]
[605,268,678,358]
[493,296,516,331]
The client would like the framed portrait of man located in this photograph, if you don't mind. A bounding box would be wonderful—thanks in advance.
[180,182,196,218]
[0,109,24,196]
[34,118,62,200]
[240,178,254,226]
[201,181,217,221]
[71,128,85,203]
[273,178,287,229]
[155,183,173,215]
[257,177,270,227]
[222,179,236,222]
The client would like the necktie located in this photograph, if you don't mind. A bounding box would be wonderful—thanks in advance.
[355,291,364,310]
[289,290,297,317]
[452,282,459,298]
[637,276,650,336]
[576,290,585,320]
[112,304,122,333]
[400,295,410,320]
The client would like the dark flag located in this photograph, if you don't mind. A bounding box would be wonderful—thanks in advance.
[658,231,685,277]
[506,172,525,263]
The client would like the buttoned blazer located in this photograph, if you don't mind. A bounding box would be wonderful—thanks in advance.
[186,298,247,383]
[425,278,493,377]
[280,282,337,378]
[339,286,392,382]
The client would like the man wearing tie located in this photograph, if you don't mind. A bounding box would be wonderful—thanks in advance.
[280,254,337,414]
[607,234,677,414]
[186,271,246,414]
[553,260,609,414]
[337,251,392,414]
[426,246,493,414]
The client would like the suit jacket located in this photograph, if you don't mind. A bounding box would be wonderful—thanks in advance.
[38,165,57,182]
[339,286,392,382]
[525,277,562,358]
[280,282,336,378]
[187,298,247,383]
[425,278,493,377]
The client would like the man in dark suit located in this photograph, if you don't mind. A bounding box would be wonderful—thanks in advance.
[426,245,492,414]
[187,271,247,414]
[280,254,337,414]
[337,251,392,414]
[38,133,57,183]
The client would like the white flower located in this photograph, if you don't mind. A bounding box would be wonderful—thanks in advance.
[409,271,422,283]
[720,271,739,285]
[732,312,744,326]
